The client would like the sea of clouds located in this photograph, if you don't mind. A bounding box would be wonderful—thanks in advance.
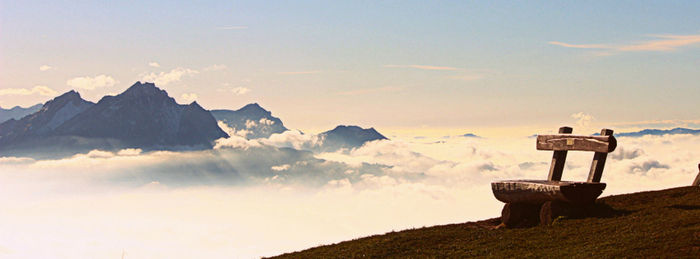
[0,129,698,258]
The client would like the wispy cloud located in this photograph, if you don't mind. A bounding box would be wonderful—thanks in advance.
[216,26,248,30]
[571,112,594,128]
[148,62,160,68]
[278,70,322,75]
[0,85,57,96]
[548,41,608,49]
[181,93,198,103]
[141,67,198,86]
[549,33,700,54]
[384,65,459,71]
[39,65,53,71]
[231,87,250,95]
[337,86,402,96]
[66,75,117,90]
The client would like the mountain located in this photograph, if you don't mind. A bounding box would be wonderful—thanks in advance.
[54,81,228,148]
[317,125,387,152]
[273,186,700,258]
[615,127,700,137]
[211,103,287,139]
[0,82,228,157]
[0,104,42,123]
[0,91,94,145]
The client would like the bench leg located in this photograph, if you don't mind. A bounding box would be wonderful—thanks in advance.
[540,201,594,225]
[501,203,540,228]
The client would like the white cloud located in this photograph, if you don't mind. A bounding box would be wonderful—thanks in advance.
[0,85,57,96]
[39,65,53,71]
[259,118,274,126]
[181,93,198,103]
[271,164,291,171]
[571,112,594,128]
[231,87,250,95]
[260,130,322,150]
[549,33,700,53]
[384,65,459,71]
[141,67,198,86]
[148,62,161,68]
[66,75,117,90]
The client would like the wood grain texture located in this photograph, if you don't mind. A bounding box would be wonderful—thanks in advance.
[536,134,617,153]
[491,180,606,204]
[547,126,572,181]
[587,129,614,183]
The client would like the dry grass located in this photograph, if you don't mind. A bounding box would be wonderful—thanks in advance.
[271,186,700,258]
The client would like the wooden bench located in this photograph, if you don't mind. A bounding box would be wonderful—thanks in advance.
[491,126,617,227]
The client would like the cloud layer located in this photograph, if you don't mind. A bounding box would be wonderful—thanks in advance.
[0,132,698,258]
[0,85,57,96]
[141,67,198,86]
[66,75,117,90]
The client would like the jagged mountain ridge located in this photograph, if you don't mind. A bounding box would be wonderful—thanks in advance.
[0,82,228,157]
[211,103,287,139]
[54,82,228,147]
[0,91,94,145]
[0,103,42,123]
[0,82,389,157]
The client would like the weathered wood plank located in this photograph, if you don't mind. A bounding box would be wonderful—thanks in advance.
[587,129,614,183]
[536,134,617,153]
[491,180,606,204]
[547,126,572,181]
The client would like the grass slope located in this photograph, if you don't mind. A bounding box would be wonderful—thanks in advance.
[272,186,700,258]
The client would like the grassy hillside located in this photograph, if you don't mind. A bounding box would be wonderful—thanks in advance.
[272,186,700,258]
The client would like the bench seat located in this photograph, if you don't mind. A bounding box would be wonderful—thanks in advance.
[491,180,606,205]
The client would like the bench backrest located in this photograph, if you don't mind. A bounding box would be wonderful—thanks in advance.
[537,127,617,183]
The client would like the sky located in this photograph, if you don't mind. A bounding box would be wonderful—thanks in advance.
[2,1,700,133]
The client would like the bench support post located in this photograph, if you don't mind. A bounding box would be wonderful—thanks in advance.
[587,129,613,183]
[547,126,572,181]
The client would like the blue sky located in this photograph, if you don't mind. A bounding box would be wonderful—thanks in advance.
[1,1,699,131]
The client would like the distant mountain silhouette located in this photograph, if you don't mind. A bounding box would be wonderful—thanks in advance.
[211,103,287,139]
[55,82,227,147]
[0,91,94,145]
[0,82,228,157]
[461,133,480,138]
[0,104,42,123]
[614,127,700,137]
[317,125,387,152]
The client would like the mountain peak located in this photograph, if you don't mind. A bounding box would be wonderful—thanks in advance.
[44,90,92,110]
[188,101,204,110]
[317,125,388,152]
[121,81,166,98]
[240,103,264,111]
